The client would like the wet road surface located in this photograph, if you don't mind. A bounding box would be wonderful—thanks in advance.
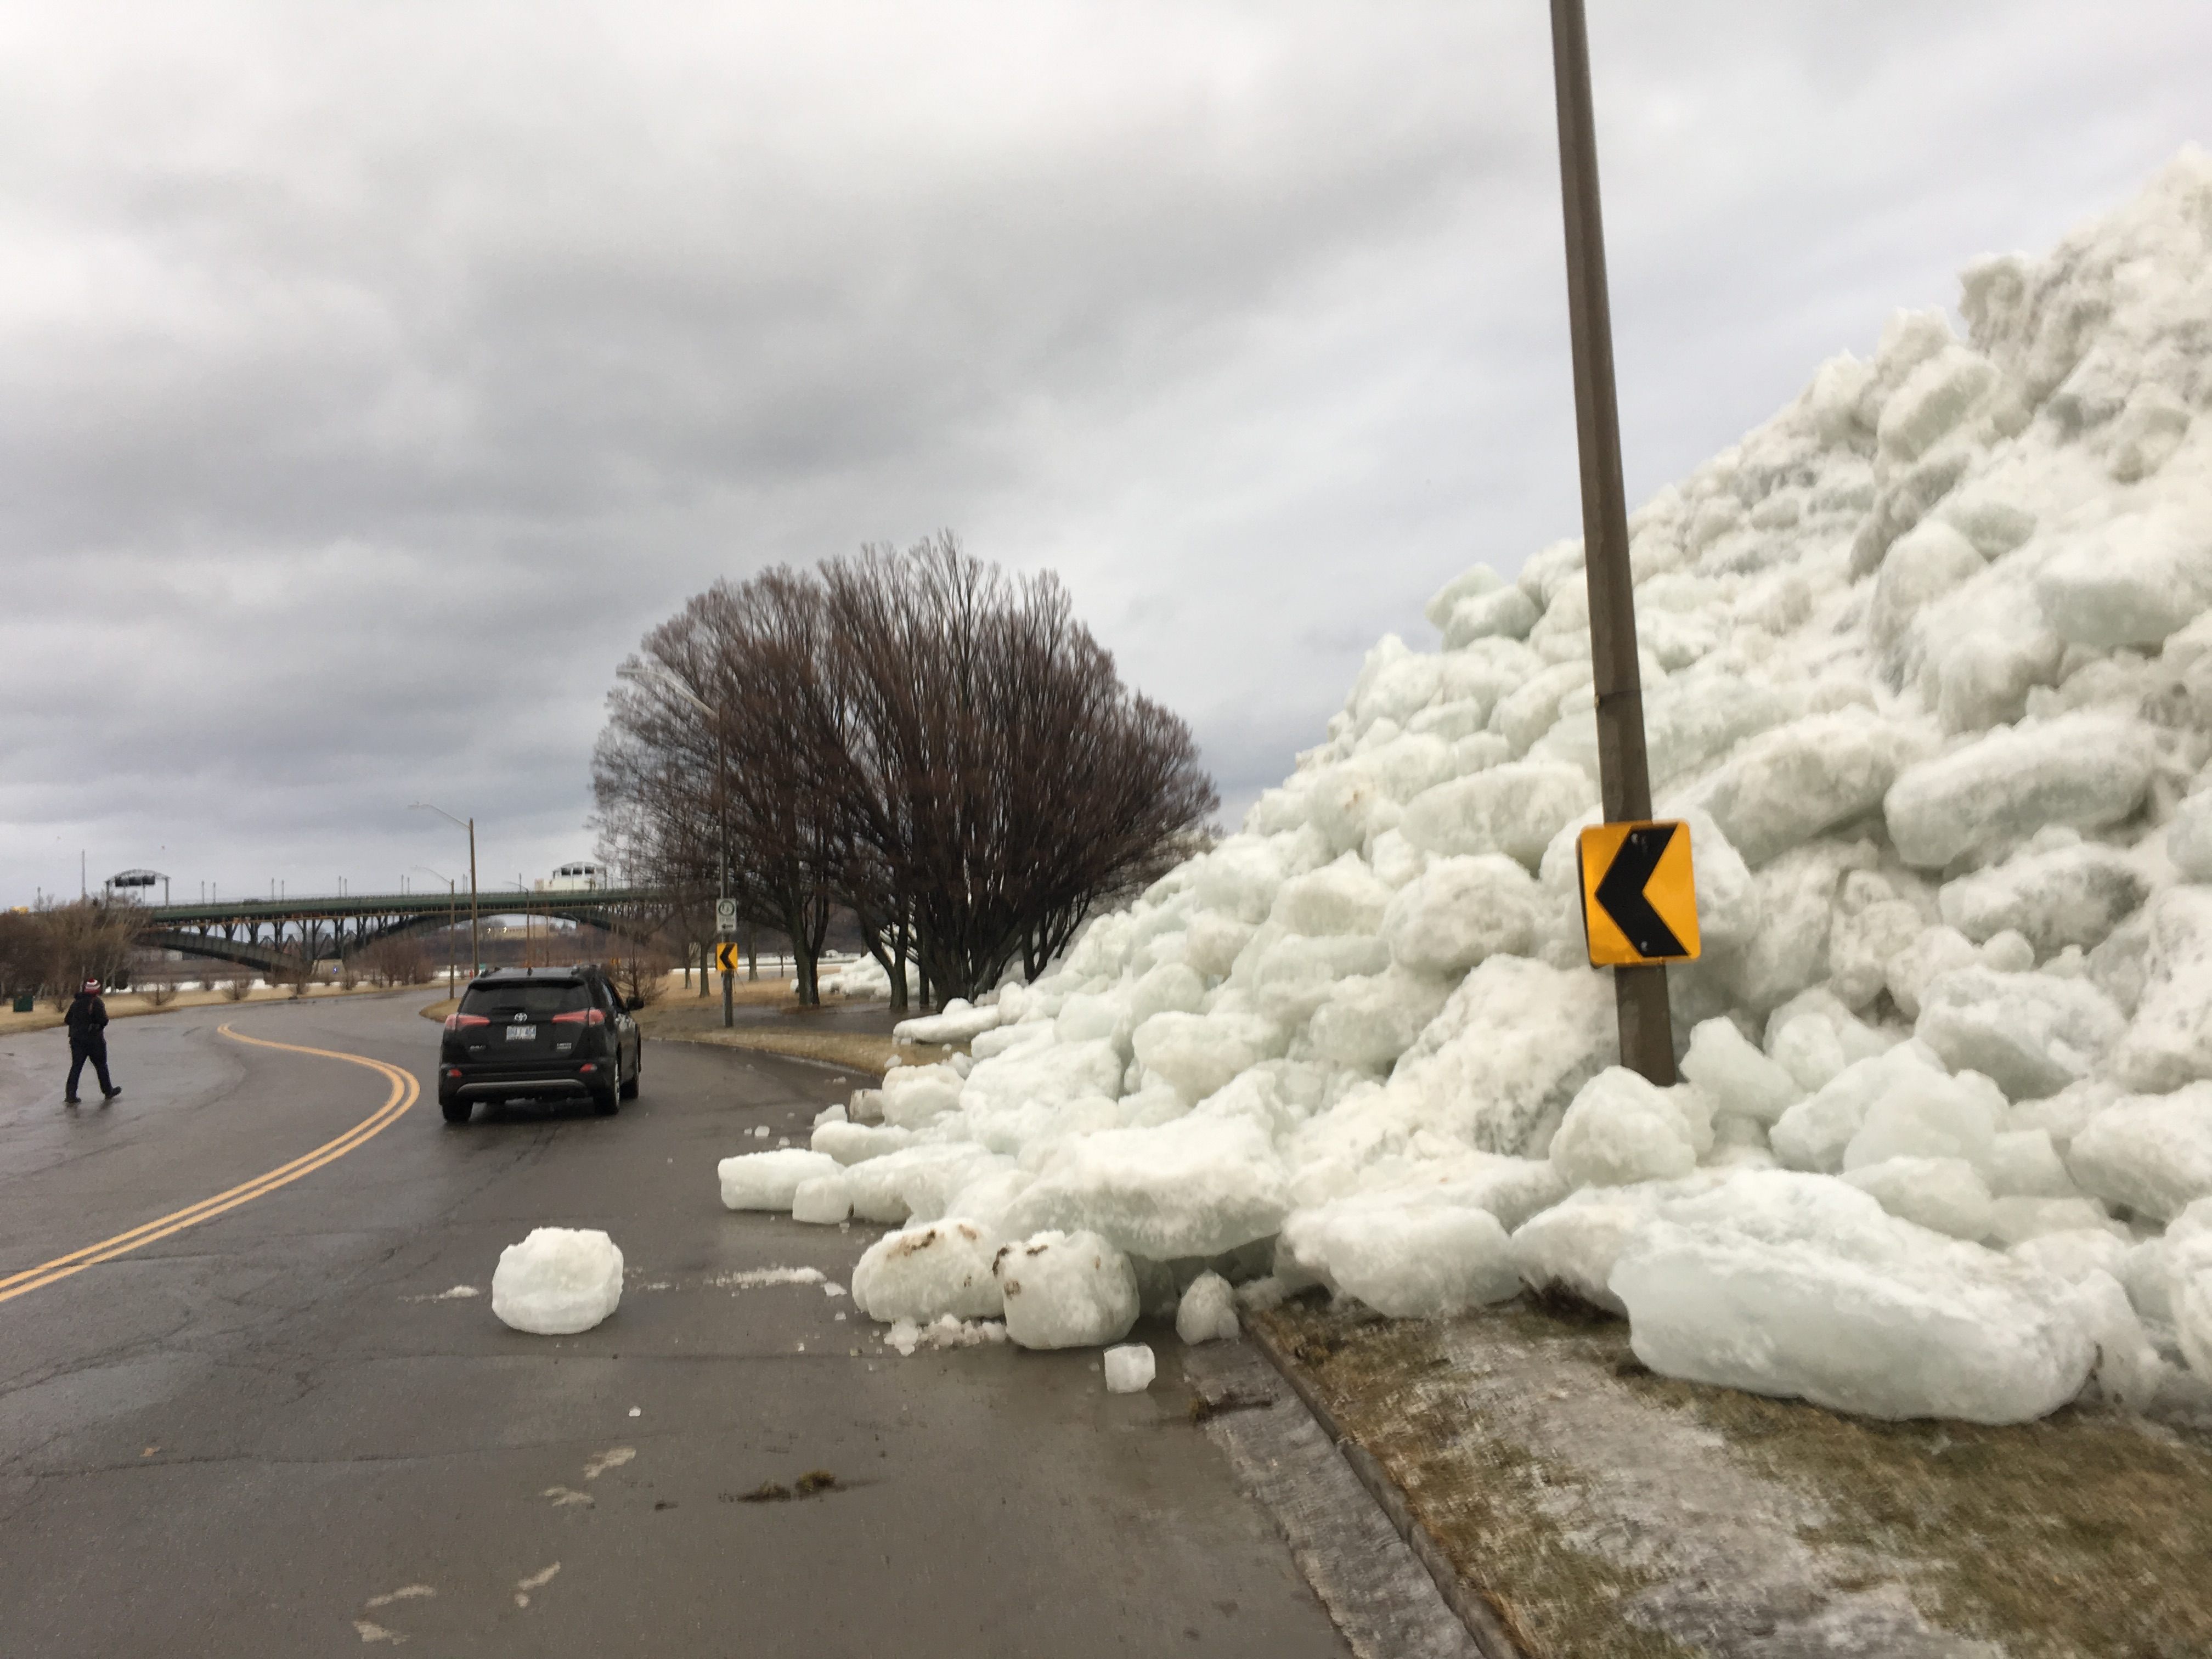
[0,994,1351,1657]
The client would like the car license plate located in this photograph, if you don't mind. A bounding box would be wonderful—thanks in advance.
[506,1025,537,1041]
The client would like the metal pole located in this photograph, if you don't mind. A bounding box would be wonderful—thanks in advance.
[467,819,479,983]
[1550,0,1674,1085]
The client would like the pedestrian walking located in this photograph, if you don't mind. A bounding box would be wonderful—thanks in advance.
[63,978,121,1106]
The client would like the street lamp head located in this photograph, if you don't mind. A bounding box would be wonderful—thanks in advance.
[408,801,472,832]
[618,658,716,718]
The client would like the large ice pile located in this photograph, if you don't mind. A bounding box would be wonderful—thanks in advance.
[715,153,2212,1423]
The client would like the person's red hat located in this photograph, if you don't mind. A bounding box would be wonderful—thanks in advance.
[81,978,100,992]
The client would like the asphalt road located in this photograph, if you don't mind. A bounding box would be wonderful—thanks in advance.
[0,994,1352,1658]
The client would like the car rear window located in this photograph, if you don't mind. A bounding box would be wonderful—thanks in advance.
[460,983,589,1017]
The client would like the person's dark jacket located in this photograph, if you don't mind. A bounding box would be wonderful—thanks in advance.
[64,992,108,1049]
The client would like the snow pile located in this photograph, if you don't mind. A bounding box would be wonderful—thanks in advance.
[712,153,2212,1421]
[894,996,1005,1045]
[490,1228,623,1335]
[816,955,915,1000]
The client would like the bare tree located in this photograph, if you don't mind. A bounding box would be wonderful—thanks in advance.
[610,947,673,1008]
[595,536,1216,1009]
[358,936,432,988]
[819,537,1216,997]
[31,899,142,1007]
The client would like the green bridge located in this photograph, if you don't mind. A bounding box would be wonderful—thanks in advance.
[136,888,674,974]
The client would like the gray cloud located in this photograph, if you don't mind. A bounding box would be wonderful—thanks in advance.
[3,2,2208,903]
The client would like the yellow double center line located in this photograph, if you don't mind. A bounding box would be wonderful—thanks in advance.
[0,1024,419,1307]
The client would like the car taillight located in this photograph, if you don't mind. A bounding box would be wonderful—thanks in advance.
[551,1008,605,1026]
[445,1013,490,1030]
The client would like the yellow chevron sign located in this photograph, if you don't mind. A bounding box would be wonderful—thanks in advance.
[1578,819,1700,967]
[716,942,740,974]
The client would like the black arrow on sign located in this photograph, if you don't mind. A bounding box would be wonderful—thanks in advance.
[1594,824,1685,959]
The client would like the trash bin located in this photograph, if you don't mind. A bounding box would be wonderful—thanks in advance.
[10,994,34,1013]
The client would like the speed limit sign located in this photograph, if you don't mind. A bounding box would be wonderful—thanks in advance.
[715,898,737,936]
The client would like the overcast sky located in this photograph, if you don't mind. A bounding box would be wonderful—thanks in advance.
[3,2,2208,911]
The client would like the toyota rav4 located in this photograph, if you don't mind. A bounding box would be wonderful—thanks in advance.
[437,965,642,1124]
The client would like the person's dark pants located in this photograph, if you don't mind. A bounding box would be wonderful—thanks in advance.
[66,1039,115,1100]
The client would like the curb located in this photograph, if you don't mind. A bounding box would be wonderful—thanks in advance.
[1246,1317,1530,1659]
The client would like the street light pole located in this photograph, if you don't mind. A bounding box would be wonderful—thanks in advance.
[417,867,457,994]
[410,804,479,985]
[1550,0,1673,1084]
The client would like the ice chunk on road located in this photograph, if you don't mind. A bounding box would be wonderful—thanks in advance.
[1549,1066,1707,1189]
[1280,1198,1519,1318]
[992,1230,1140,1350]
[998,1114,1290,1260]
[1103,1342,1156,1393]
[718,1149,842,1211]
[852,1218,1004,1322]
[1680,1017,1802,1126]
[1840,1156,1995,1241]
[1610,1171,2095,1423]
[491,1228,624,1336]
[791,1173,853,1224]
[1883,714,2155,868]
[1175,1271,1241,1344]
[1914,966,2125,1101]
[2066,1085,2212,1222]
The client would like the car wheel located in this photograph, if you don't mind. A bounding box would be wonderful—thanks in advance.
[619,1048,640,1101]
[441,1096,471,1125]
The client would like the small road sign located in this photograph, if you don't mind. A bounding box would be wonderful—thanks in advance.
[715,941,740,974]
[1577,820,1700,966]
[715,898,737,935]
